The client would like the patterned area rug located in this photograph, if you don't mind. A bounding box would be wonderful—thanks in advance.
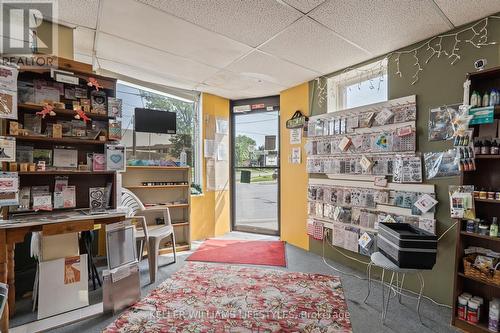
[104,263,352,332]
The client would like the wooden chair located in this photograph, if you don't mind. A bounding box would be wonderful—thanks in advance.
[120,189,176,283]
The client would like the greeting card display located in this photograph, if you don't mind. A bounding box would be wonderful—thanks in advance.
[0,172,18,194]
[0,136,15,162]
[92,153,106,171]
[108,120,122,141]
[89,187,106,212]
[107,97,122,118]
[105,145,125,172]
[0,64,18,120]
[91,90,106,114]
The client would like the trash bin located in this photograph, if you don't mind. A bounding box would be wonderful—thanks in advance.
[241,170,251,184]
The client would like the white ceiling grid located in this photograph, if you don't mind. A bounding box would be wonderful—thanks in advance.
[60,0,500,99]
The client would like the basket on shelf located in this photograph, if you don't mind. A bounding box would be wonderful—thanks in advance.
[463,254,500,286]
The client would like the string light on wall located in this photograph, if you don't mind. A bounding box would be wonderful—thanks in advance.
[391,16,499,85]
[315,15,500,100]
[315,77,327,108]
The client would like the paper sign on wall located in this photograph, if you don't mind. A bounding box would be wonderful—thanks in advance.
[290,128,302,144]
[216,118,228,134]
[291,147,301,164]
[204,139,216,158]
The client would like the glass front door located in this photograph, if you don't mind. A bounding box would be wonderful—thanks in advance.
[232,110,279,235]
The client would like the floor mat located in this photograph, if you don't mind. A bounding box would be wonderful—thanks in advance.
[103,262,352,332]
[186,239,287,267]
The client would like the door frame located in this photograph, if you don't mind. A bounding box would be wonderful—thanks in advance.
[230,96,280,236]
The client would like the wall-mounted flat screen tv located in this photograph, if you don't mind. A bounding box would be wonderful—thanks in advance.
[134,108,176,134]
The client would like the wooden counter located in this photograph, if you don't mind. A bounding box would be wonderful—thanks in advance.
[0,211,126,333]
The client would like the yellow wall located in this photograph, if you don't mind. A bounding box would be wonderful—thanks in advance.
[38,20,74,59]
[190,93,231,240]
[279,83,310,250]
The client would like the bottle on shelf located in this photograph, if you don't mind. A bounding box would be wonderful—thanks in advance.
[493,139,500,155]
[490,217,498,237]
[482,140,491,155]
[475,139,483,155]
[180,149,187,166]
[484,91,491,107]
[471,91,480,107]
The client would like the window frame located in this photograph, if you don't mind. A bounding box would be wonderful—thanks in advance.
[116,80,202,192]
[327,59,388,113]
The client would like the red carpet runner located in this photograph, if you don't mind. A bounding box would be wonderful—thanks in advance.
[187,239,287,267]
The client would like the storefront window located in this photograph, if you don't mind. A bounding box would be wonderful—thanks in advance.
[117,82,201,192]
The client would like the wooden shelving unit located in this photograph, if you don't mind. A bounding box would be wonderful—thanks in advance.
[11,135,108,145]
[1,58,119,219]
[122,166,191,253]
[125,185,189,189]
[18,103,114,121]
[452,66,500,333]
[475,198,500,204]
[475,155,500,159]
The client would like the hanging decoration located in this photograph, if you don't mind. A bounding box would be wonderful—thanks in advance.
[74,107,91,123]
[392,17,498,85]
[315,77,327,108]
[314,15,500,102]
[36,103,56,119]
[87,77,102,91]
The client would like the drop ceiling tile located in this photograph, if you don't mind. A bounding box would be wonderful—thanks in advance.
[260,17,370,74]
[74,27,95,56]
[434,0,500,26]
[96,33,219,84]
[203,70,286,97]
[97,58,199,90]
[283,0,327,13]
[224,50,319,87]
[55,0,99,29]
[74,53,93,65]
[309,0,451,56]
[196,84,250,100]
[99,0,252,69]
[137,0,303,47]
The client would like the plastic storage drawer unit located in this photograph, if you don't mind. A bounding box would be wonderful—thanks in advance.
[377,223,438,269]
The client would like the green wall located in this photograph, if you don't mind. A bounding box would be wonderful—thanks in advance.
[308,16,500,305]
